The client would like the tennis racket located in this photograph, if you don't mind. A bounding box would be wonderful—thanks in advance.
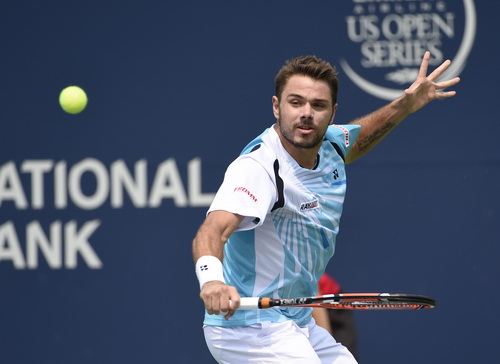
[238,293,436,310]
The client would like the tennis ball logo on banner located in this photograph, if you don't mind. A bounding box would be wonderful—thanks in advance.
[340,0,476,100]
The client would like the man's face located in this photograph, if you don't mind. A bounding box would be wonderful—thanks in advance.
[273,75,337,155]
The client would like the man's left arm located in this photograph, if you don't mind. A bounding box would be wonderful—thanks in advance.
[345,51,461,164]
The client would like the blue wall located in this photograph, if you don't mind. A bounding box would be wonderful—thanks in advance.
[1,1,498,363]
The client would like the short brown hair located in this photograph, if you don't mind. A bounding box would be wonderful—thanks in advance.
[274,55,339,104]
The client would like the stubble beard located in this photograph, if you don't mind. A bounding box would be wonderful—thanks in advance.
[277,117,325,150]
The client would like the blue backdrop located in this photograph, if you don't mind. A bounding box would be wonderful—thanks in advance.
[1,1,498,363]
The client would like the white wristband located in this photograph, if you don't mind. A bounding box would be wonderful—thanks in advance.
[195,256,226,290]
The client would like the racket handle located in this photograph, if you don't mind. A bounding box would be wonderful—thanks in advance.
[238,297,260,310]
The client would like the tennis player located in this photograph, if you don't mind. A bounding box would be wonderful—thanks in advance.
[192,52,459,363]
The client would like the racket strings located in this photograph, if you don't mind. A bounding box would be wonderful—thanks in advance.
[319,301,433,310]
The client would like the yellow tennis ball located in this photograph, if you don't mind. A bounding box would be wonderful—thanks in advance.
[59,86,88,114]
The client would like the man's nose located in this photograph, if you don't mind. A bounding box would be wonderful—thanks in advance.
[301,103,313,119]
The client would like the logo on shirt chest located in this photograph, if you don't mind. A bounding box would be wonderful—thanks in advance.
[300,198,320,211]
[333,169,339,180]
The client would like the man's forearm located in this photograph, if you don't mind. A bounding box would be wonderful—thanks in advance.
[192,224,225,263]
[346,96,411,163]
[192,211,244,262]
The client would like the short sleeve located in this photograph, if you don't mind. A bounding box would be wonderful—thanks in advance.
[208,156,277,231]
[324,124,361,158]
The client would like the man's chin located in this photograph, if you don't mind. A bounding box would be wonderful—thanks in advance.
[292,134,323,149]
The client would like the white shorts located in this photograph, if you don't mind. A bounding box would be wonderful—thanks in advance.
[203,319,358,364]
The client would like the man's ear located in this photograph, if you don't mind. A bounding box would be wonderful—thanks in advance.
[272,96,280,119]
[329,103,339,125]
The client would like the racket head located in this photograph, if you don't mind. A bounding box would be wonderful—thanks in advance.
[304,293,436,310]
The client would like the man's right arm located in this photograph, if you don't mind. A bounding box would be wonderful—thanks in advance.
[192,210,244,320]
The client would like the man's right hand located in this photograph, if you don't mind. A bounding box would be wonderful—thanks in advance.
[200,281,241,320]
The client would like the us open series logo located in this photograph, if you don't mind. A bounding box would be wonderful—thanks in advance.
[339,0,476,100]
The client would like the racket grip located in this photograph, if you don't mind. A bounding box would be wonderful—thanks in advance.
[238,297,260,310]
